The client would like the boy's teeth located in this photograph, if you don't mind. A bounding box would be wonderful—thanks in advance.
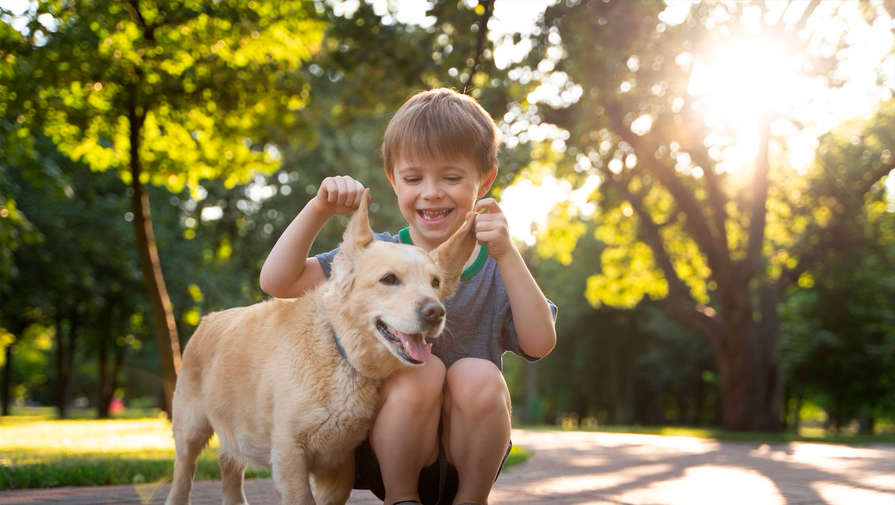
[420,209,450,219]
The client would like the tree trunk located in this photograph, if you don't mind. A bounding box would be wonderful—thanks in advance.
[713,315,783,431]
[97,334,109,418]
[96,336,125,419]
[2,340,14,416]
[54,311,75,419]
[128,97,181,419]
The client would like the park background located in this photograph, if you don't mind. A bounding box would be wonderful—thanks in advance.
[1,0,894,491]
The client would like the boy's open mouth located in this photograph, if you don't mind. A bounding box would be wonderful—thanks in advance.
[376,319,433,365]
[417,208,452,223]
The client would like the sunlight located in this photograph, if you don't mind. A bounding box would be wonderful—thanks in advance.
[682,2,894,177]
[688,35,805,174]
[499,174,599,245]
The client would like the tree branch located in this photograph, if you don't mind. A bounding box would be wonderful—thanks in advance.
[779,158,894,289]
[791,0,822,34]
[606,102,730,284]
[685,139,731,262]
[744,117,772,277]
[598,165,691,300]
[597,162,722,342]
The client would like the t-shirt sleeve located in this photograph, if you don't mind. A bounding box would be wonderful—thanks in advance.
[501,297,558,362]
[315,247,339,279]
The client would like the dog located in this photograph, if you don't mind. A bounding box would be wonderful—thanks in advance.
[164,189,477,505]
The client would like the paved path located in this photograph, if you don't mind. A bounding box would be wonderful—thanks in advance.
[1,429,893,505]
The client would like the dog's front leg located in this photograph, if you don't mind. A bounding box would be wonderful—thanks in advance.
[271,445,314,505]
[309,454,354,505]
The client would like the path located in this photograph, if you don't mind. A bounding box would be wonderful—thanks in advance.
[1,429,892,504]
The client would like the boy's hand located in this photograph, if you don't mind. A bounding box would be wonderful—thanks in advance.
[312,176,368,216]
[472,198,515,260]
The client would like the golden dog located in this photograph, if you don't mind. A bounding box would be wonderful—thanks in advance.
[165,190,476,505]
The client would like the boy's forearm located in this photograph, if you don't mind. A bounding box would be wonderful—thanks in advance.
[259,200,330,296]
[497,246,557,358]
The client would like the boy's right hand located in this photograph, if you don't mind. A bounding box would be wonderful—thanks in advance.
[312,176,368,216]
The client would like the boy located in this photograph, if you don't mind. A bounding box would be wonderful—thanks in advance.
[260,88,557,505]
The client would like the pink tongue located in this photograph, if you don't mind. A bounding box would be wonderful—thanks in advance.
[396,330,431,362]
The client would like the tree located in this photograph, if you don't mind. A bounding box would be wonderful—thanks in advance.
[525,0,894,429]
[780,110,895,433]
[4,1,325,415]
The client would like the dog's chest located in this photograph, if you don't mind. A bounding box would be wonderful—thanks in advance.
[310,378,380,455]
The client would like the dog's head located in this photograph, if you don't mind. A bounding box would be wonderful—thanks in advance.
[327,189,477,373]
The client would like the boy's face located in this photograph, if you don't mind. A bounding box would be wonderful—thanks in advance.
[387,155,495,252]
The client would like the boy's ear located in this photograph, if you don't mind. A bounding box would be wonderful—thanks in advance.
[430,213,478,297]
[478,167,497,198]
[384,169,397,190]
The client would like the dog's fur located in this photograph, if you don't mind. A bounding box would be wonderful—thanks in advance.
[165,190,477,505]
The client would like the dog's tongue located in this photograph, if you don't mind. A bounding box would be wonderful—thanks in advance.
[395,330,431,362]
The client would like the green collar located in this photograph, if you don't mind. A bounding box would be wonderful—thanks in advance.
[398,227,488,281]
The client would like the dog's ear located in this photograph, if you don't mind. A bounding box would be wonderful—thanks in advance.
[430,213,478,296]
[331,189,373,290]
[340,188,374,256]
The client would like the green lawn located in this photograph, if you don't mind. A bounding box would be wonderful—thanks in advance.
[0,407,264,489]
[0,407,530,490]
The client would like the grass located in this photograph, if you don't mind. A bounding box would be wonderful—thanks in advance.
[0,407,268,490]
[504,445,530,469]
[1,407,530,490]
[526,423,895,445]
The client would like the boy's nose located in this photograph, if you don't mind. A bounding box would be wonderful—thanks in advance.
[421,180,443,200]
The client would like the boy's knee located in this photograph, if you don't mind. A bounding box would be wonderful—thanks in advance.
[380,356,445,411]
[445,358,510,419]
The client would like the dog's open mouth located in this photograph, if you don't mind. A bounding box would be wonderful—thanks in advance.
[376,319,432,365]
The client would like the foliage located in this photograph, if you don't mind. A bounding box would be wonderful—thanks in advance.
[513,224,718,427]
[8,1,325,191]
[780,112,895,431]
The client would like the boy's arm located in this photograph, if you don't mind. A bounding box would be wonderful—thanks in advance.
[473,199,557,358]
[259,176,366,298]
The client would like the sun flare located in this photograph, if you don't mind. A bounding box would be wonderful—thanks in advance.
[687,35,806,174]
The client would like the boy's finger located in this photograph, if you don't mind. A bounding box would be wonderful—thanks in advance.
[335,178,349,206]
[474,198,501,214]
[352,187,367,209]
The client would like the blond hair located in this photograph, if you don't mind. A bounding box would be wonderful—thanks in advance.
[382,88,500,177]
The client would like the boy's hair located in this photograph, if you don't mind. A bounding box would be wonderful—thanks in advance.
[382,88,500,177]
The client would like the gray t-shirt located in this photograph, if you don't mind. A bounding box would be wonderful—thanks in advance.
[316,230,557,370]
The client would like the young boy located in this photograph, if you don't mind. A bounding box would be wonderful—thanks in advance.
[259,88,557,505]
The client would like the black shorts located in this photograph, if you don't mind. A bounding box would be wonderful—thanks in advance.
[353,438,513,505]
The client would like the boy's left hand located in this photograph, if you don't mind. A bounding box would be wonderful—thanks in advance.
[471,198,515,260]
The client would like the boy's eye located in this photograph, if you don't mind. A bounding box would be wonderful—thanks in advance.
[380,273,400,286]
[403,176,421,184]
[444,176,462,182]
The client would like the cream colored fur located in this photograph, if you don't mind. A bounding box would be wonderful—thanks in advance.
[165,191,476,505]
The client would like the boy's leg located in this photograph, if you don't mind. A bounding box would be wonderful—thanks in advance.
[370,356,445,505]
[442,358,512,505]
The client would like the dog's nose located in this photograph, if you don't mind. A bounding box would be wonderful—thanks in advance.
[420,298,445,326]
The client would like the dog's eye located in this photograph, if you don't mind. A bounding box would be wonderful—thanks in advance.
[431,277,441,289]
[380,273,400,286]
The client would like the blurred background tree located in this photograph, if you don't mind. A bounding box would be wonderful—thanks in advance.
[515,0,894,430]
